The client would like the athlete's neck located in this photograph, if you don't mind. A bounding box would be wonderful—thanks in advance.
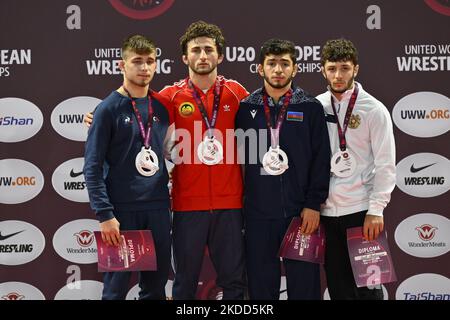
[264,82,292,104]
[189,69,217,91]
[333,92,343,101]
[332,82,355,102]
[119,80,149,98]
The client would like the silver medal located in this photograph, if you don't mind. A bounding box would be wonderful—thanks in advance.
[135,146,159,176]
[262,145,289,175]
[330,149,356,178]
[197,136,223,165]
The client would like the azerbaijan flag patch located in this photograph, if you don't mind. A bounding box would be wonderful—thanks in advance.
[287,111,303,122]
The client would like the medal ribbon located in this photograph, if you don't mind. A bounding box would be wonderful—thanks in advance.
[330,84,359,151]
[188,78,222,138]
[123,86,154,149]
[263,89,293,148]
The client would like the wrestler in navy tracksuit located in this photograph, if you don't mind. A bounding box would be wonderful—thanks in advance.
[235,86,331,300]
[84,90,172,300]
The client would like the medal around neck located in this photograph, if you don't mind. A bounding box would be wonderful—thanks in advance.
[135,146,159,176]
[197,136,223,165]
[330,149,356,178]
[262,146,289,175]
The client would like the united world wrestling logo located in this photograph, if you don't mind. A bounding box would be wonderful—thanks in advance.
[74,230,95,247]
[415,224,438,241]
[424,0,450,16]
[108,0,175,20]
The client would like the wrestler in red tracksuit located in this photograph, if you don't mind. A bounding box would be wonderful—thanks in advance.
[160,76,249,299]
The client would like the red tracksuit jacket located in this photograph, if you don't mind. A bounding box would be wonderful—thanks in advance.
[160,76,249,211]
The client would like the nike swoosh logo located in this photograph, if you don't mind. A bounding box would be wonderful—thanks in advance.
[70,169,83,178]
[410,163,436,173]
[0,230,25,241]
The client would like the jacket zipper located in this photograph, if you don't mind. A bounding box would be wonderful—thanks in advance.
[209,165,213,213]
[204,92,214,214]
[276,104,286,218]
[280,174,286,218]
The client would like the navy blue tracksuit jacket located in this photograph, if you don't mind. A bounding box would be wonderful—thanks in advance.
[235,86,331,219]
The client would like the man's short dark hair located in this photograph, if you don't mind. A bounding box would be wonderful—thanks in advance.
[320,38,358,66]
[259,39,296,65]
[121,34,156,59]
[179,20,225,55]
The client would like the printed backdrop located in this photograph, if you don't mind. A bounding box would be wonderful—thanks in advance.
[1,0,449,300]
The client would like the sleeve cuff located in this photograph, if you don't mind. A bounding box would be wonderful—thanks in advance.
[305,201,321,212]
[96,210,115,223]
[367,206,384,217]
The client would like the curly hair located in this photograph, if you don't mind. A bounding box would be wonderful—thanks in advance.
[259,38,296,65]
[179,20,225,55]
[121,34,156,59]
[320,38,358,66]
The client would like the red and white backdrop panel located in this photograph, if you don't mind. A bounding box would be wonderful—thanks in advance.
[0,0,449,300]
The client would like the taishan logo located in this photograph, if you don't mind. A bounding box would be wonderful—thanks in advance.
[0,116,33,126]
[424,0,450,16]
[0,98,43,143]
[108,0,175,20]
[74,230,95,247]
[416,224,438,241]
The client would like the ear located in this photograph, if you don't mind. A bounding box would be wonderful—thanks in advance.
[353,64,359,78]
[119,60,125,72]
[257,64,264,77]
[182,55,189,66]
[321,66,327,79]
[217,54,224,65]
[292,64,298,78]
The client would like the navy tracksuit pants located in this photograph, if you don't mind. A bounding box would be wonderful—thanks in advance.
[244,215,321,300]
[172,209,246,300]
[101,208,171,300]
